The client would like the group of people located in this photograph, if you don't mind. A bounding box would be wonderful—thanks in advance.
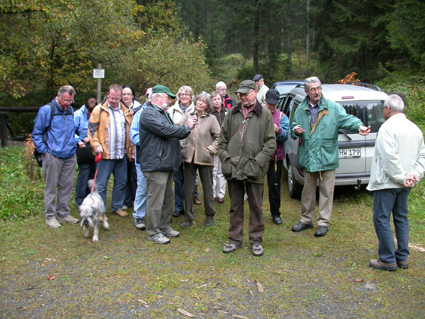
[32,75,425,268]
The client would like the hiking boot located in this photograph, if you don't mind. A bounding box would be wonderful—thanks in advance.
[252,243,264,257]
[292,221,313,232]
[148,233,170,244]
[314,226,329,237]
[204,216,214,227]
[396,259,409,269]
[57,215,79,224]
[193,195,202,205]
[162,228,180,238]
[369,259,398,271]
[46,217,62,229]
[181,221,194,228]
[223,243,241,254]
[114,209,128,218]
[172,210,184,218]
[134,218,146,231]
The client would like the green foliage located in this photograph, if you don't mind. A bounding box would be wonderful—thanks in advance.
[0,146,44,220]
[378,75,425,128]
[121,30,212,96]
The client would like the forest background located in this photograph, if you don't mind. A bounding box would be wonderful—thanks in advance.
[1,0,425,134]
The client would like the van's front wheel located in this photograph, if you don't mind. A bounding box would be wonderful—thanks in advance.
[287,163,302,199]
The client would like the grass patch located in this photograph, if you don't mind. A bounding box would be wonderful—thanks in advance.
[0,145,425,318]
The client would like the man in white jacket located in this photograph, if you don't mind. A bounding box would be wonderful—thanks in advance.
[367,95,425,271]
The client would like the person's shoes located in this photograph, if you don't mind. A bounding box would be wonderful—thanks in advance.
[204,216,214,227]
[193,195,201,205]
[114,209,128,217]
[172,210,184,218]
[46,217,62,229]
[162,228,180,238]
[292,221,313,232]
[134,218,146,231]
[217,197,224,203]
[396,259,409,269]
[272,216,282,225]
[252,243,264,257]
[369,259,398,271]
[148,233,170,244]
[98,214,108,222]
[314,226,329,237]
[181,221,194,228]
[223,242,241,254]
[57,215,79,224]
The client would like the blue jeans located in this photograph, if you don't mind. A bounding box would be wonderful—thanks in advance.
[75,160,96,206]
[96,158,127,212]
[373,188,411,263]
[173,162,184,212]
[133,165,147,220]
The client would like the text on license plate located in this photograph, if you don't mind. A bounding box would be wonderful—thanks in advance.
[339,148,361,158]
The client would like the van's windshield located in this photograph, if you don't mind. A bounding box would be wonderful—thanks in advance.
[338,100,385,133]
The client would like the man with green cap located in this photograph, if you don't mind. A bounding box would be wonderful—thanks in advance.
[139,85,197,244]
[218,80,276,256]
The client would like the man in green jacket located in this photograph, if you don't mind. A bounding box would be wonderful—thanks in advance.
[291,77,370,237]
[218,80,276,256]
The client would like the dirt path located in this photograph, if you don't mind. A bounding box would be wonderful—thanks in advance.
[1,186,424,318]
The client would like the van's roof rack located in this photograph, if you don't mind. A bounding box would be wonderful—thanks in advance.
[345,81,382,91]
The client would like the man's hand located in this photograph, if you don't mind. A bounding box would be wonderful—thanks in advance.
[274,124,280,134]
[293,125,305,136]
[359,125,370,136]
[186,116,198,130]
[404,174,419,187]
[95,145,103,154]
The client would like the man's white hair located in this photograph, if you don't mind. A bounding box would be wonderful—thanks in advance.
[216,81,226,89]
[304,76,321,91]
[385,94,404,112]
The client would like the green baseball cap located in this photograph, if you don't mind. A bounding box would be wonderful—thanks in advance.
[152,85,176,99]
[235,80,256,94]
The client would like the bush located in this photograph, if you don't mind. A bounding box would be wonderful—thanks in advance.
[0,145,44,220]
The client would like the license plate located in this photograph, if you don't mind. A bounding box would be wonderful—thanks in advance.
[339,148,361,158]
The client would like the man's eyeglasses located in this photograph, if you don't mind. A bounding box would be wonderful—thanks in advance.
[309,86,322,93]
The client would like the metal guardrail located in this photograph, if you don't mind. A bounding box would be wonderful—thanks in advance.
[0,107,42,147]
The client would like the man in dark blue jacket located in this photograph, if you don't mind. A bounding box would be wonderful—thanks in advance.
[32,85,79,228]
[139,85,197,244]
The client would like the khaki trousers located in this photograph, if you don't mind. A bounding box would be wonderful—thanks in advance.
[300,170,335,227]
[144,170,174,237]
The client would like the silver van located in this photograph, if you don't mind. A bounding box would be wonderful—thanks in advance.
[278,84,388,198]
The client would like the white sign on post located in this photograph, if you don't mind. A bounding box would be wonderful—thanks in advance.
[93,69,105,79]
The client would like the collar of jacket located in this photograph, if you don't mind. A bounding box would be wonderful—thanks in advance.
[101,100,130,114]
[303,95,329,111]
[232,100,263,116]
[149,102,167,114]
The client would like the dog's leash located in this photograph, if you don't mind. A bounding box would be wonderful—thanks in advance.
[91,153,103,193]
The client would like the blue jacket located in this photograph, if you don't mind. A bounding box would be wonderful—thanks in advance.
[74,105,90,144]
[130,104,147,167]
[32,98,76,159]
[139,103,191,172]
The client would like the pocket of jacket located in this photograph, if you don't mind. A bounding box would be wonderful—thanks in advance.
[243,159,262,178]
[221,157,232,178]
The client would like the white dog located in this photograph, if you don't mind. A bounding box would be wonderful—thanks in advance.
[79,179,109,242]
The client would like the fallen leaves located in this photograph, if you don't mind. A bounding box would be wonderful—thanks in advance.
[47,275,55,281]
[177,308,195,318]
[355,278,364,282]
[138,299,149,308]
[254,279,264,292]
